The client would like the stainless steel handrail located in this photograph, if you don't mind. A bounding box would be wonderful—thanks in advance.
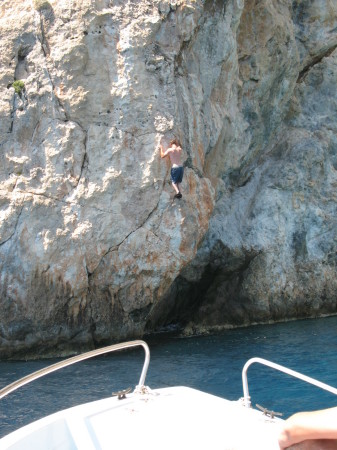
[0,340,150,400]
[242,357,337,408]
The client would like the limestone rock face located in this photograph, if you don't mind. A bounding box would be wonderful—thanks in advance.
[0,0,336,357]
[173,0,337,333]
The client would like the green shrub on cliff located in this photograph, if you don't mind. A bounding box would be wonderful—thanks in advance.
[33,0,51,11]
[12,80,25,96]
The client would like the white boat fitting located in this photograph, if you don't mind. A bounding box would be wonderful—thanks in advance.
[0,340,337,450]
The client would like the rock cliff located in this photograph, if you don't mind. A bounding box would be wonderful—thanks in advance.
[0,0,336,358]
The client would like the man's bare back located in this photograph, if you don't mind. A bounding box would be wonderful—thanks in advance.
[160,141,182,165]
[167,145,182,166]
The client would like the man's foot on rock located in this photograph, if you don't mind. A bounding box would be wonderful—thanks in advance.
[174,193,182,199]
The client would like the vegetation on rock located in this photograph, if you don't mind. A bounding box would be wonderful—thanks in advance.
[33,0,51,11]
[12,80,25,96]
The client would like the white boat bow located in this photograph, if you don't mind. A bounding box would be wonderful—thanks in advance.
[1,340,336,450]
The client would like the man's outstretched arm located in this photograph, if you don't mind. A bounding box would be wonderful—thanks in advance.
[159,144,170,158]
[278,407,337,449]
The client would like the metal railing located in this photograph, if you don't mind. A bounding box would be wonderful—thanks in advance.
[0,340,150,400]
[242,357,337,408]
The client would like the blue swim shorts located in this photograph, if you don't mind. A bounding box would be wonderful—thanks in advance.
[171,166,184,184]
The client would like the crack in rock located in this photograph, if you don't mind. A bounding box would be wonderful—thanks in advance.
[297,44,337,83]
[0,204,24,247]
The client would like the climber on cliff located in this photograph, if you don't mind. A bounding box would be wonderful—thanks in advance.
[159,138,184,199]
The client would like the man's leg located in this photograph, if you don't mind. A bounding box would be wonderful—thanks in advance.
[171,167,183,198]
[172,183,182,198]
[172,182,180,194]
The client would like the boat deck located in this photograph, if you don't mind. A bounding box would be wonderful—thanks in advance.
[0,386,282,450]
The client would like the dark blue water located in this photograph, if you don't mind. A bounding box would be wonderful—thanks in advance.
[1,316,337,438]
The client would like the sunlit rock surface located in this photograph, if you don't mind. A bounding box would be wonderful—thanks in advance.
[0,0,336,357]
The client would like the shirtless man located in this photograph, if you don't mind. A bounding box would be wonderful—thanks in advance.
[160,138,184,199]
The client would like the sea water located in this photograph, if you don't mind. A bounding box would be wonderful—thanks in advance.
[0,316,337,438]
